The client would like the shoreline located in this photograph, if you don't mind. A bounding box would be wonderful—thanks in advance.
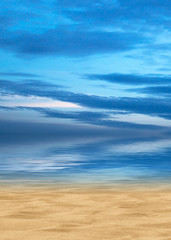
[0,178,171,191]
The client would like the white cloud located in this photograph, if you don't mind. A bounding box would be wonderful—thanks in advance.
[1,95,81,108]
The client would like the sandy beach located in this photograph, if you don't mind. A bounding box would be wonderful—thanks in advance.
[0,184,171,240]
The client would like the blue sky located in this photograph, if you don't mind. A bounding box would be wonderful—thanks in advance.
[0,0,171,139]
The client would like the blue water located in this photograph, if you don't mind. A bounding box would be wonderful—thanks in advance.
[0,136,171,185]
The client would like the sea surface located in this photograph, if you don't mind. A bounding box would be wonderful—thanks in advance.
[1,135,171,186]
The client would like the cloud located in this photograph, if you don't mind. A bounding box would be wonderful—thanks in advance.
[0,72,41,77]
[0,104,168,129]
[85,73,171,85]
[0,118,157,146]
[0,0,169,59]
[0,10,37,29]
[0,118,169,148]
[57,0,170,29]
[0,119,111,143]
[33,108,164,129]
[0,79,63,95]
[0,28,144,57]
[0,95,81,108]
[1,119,171,181]
[128,86,171,119]
[130,86,171,97]
[1,79,171,120]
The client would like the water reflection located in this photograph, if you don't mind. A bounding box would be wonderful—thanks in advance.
[0,136,171,184]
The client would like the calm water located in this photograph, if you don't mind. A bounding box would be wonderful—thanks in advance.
[1,135,171,186]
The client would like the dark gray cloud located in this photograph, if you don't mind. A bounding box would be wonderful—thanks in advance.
[85,73,171,85]
[0,118,159,146]
[57,0,171,29]
[0,105,167,129]
[0,72,41,77]
[0,0,169,58]
[129,86,171,101]
[1,119,171,183]
[56,0,170,12]
[28,107,164,129]
[0,119,113,144]
[0,28,144,57]
[1,79,171,121]
[0,79,63,95]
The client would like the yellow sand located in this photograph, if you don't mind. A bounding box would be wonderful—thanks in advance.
[1,185,171,240]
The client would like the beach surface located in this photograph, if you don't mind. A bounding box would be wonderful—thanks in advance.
[1,184,171,240]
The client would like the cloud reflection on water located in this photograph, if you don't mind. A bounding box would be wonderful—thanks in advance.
[1,133,171,185]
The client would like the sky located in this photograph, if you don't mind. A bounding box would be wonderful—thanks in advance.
[0,0,171,183]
